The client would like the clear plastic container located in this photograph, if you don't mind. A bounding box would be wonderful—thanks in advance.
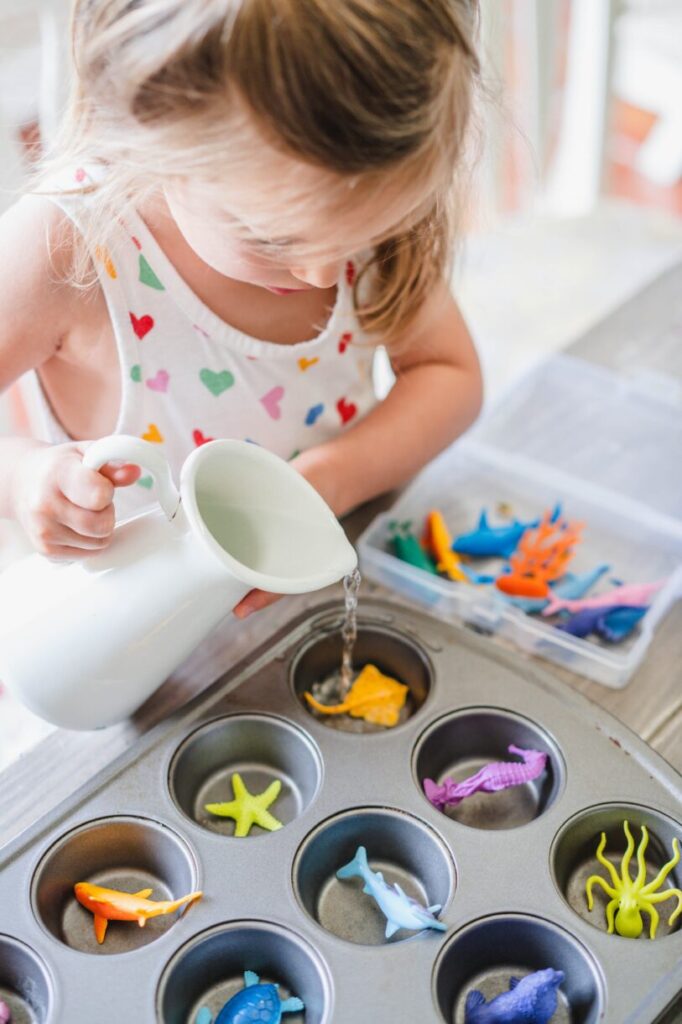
[358,354,682,688]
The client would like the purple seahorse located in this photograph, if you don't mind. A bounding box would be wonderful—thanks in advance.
[424,745,548,811]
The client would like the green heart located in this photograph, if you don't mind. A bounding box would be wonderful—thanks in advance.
[139,254,165,291]
[130,364,142,382]
[200,368,235,396]
[137,476,154,489]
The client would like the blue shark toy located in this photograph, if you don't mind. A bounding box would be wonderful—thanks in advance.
[336,845,446,939]
[452,510,541,559]
[197,972,304,1024]
[464,969,565,1023]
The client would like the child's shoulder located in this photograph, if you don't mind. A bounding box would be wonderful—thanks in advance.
[0,195,86,363]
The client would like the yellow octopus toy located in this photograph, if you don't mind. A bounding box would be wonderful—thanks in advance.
[585,820,682,939]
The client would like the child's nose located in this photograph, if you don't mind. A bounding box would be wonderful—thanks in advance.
[290,263,342,289]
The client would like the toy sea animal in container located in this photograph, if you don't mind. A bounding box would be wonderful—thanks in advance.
[464,968,565,1023]
[585,820,682,938]
[556,604,647,641]
[542,579,665,618]
[389,520,437,574]
[336,844,446,938]
[424,746,548,811]
[205,772,283,837]
[452,510,543,559]
[197,971,304,1024]
[304,664,408,727]
[74,882,202,944]
[495,510,583,599]
[422,510,468,582]
[502,564,610,615]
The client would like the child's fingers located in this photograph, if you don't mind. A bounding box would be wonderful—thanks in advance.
[98,462,142,487]
[233,589,283,618]
[52,492,115,539]
[34,519,113,553]
[58,454,115,511]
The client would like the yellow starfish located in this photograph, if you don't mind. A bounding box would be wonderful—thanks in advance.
[204,773,283,837]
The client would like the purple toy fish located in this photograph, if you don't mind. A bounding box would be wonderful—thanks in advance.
[0,999,10,1024]
[424,745,548,811]
[556,603,648,641]
[542,579,665,618]
[465,969,565,1024]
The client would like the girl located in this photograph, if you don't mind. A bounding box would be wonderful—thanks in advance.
[0,0,482,618]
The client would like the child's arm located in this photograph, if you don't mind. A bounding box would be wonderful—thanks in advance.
[0,198,138,556]
[295,280,482,516]
[234,281,481,616]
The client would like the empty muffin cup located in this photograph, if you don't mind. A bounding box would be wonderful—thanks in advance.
[168,714,322,836]
[293,807,454,945]
[433,914,605,1024]
[413,709,563,830]
[156,920,331,1024]
[0,936,53,1023]
[291,623,432,733]
[31,816,200,955]
[552,803,682,940]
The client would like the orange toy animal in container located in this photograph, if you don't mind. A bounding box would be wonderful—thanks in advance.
[495,509,584,599]
[74,882,203,944]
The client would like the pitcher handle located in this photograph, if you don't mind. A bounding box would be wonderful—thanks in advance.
[82,435,181,521]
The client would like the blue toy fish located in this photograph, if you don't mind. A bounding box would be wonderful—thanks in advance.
[336,845,446,939]
[502,563,610,614]
[452,511,540,559]
[464,968,565,1023]
[199,971,304,1024]
[556,603,647,641]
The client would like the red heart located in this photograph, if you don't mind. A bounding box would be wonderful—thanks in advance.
[338,332,352,354]
[346,260,356,286]
[75,168,86,183]
[130,312,154,339]
[337,397,357,425]
[193,428,214,446]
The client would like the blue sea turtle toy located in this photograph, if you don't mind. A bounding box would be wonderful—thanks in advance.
[197,971,305,1024]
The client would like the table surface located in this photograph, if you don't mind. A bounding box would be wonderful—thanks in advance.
[1,261,681,850]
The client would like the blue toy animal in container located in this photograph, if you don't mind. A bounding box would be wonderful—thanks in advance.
[464,968,565,1023]
[196,971,304,1024]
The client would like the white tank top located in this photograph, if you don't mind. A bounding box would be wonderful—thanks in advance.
[26,170,378,520]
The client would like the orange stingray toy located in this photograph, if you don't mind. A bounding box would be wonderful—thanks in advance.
[495,509,584,598]
[74,882,203,944]
[304,664,408,727]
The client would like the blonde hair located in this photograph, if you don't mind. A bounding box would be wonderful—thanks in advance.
[43,0,481,341]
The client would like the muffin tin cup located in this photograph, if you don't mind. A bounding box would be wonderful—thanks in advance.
[290,623,433,733]
[433,913,606,1024]
[0,935,54,1023]
[156,920,332,1024]
[412,708,565,831]
[168,714,323,837]
[293,807,455,946]
[551,803,682,940]
[30,817,200,956]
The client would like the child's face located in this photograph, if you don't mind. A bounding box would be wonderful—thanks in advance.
[164,140,426,294]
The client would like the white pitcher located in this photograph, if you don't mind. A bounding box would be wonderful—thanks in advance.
[0,435,357,730]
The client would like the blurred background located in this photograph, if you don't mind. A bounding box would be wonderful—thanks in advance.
[0,0,681,763]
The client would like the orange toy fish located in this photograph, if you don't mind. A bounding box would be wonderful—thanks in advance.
[74,882,203,944]
[495,509,583,598]
[422,510,468,583]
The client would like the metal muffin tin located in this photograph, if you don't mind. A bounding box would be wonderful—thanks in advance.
[0,597,680,1023]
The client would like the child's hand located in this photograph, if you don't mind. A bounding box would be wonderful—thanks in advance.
[10,442,140,559]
